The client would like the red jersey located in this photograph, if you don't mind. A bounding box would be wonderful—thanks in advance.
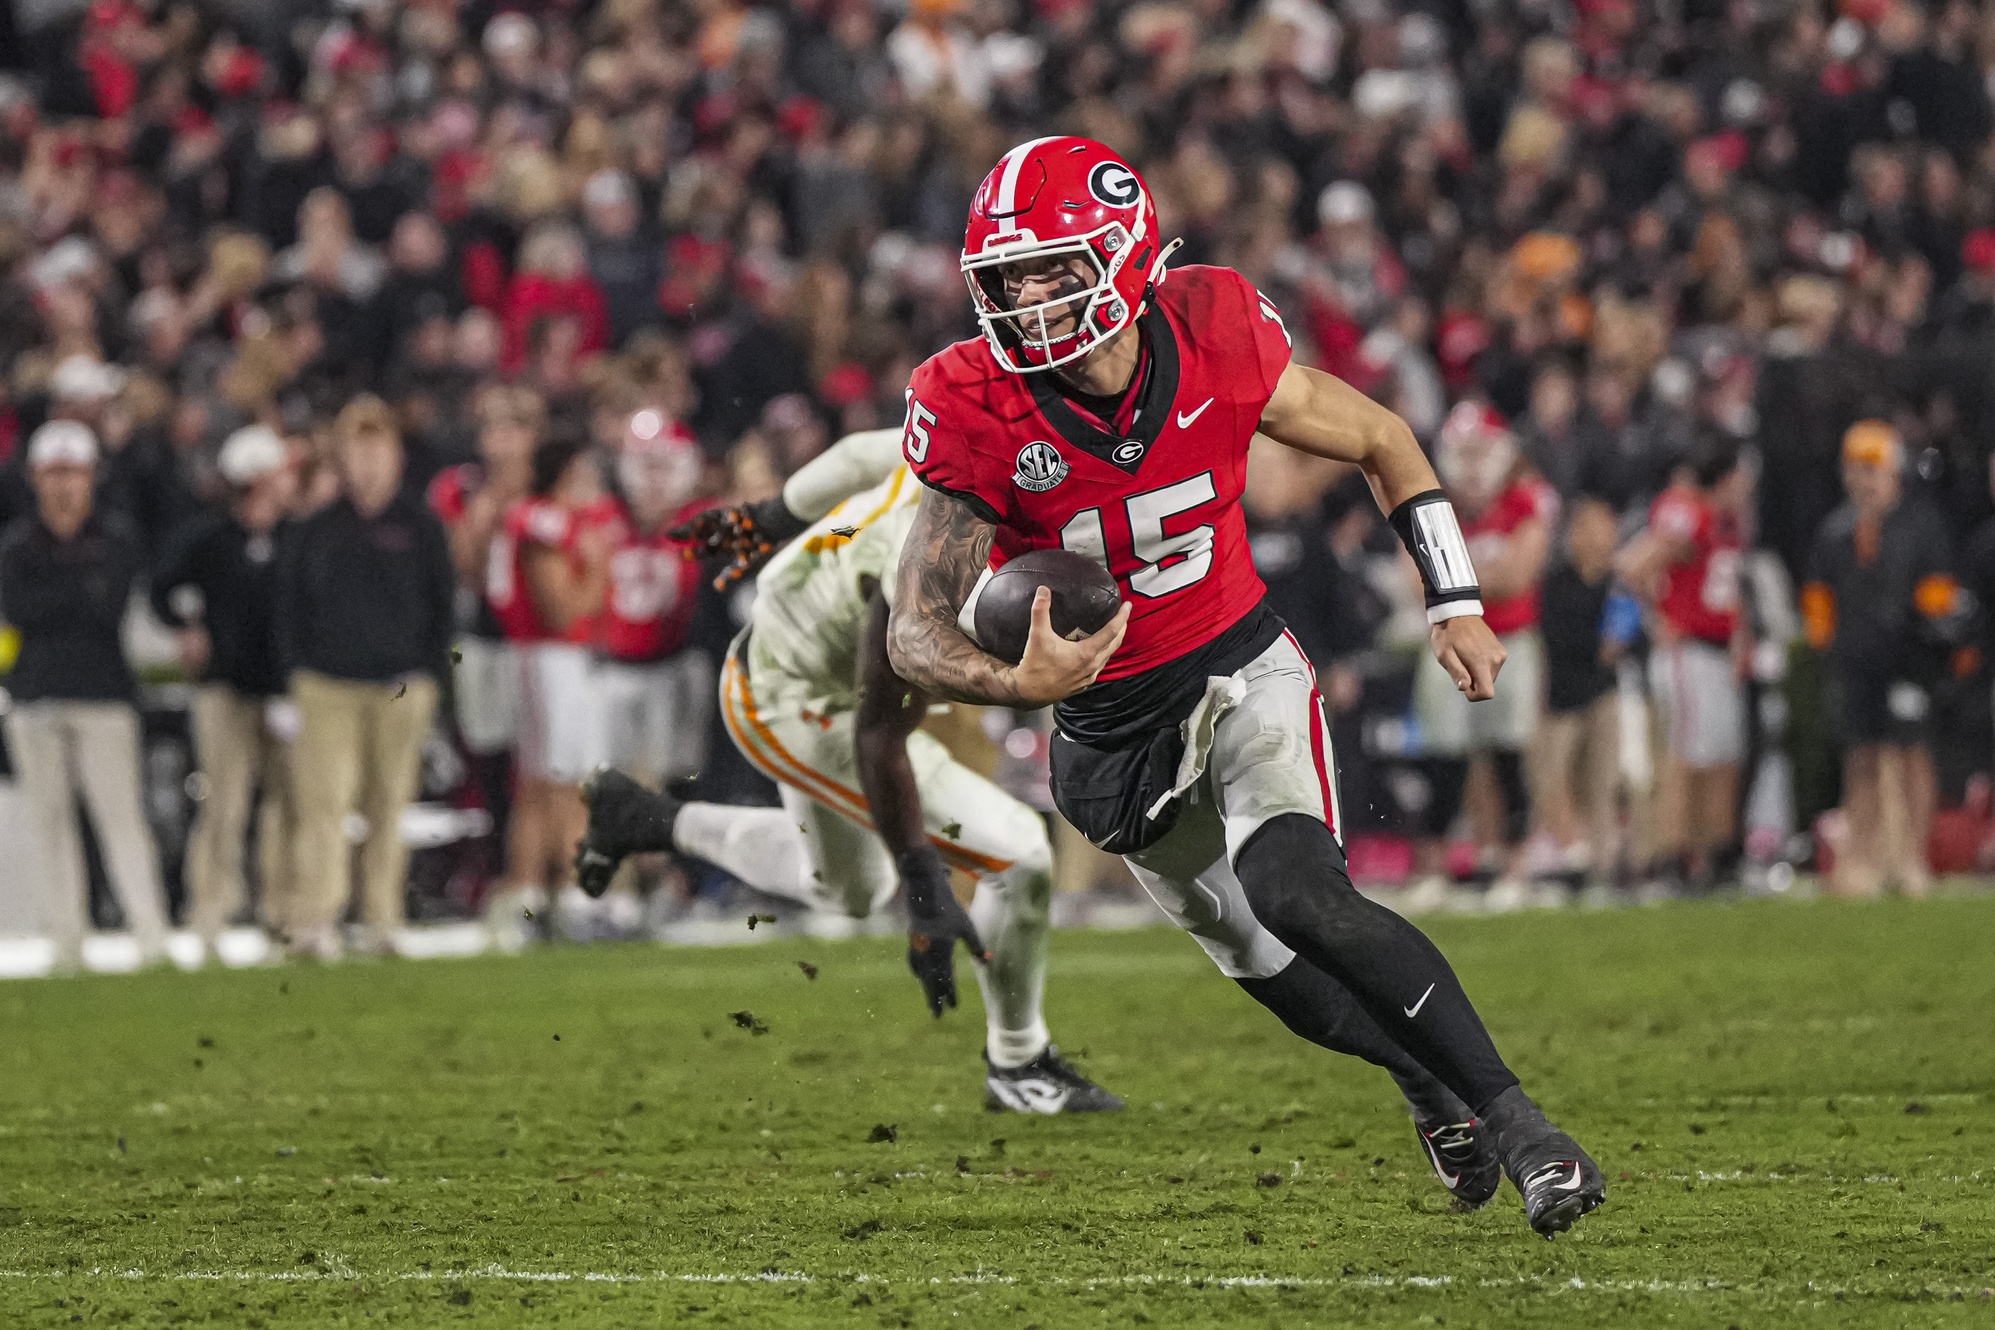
[598,499,703,662]
[491,497,606,645]
[1462,477,1557,636]
[1649,485,1740,645]
[903,266,1293,681]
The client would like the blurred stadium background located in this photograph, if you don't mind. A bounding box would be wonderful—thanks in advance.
[2,1,1994,1323]
[6,0,1995,968]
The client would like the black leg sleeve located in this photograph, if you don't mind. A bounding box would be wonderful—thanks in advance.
[1491,749,1530,846]
[1237,958,1474,1125]
[1423,757,1469,841]
[1236,813,1520,1114]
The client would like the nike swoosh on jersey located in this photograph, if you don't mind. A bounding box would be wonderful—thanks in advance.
[1175,397,1214,429]
[1404,982,1436,1018]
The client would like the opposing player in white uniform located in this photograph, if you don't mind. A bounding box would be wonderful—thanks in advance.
[576,429,1122,1113]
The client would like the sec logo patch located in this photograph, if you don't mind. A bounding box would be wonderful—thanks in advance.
[1013,441,1070,492]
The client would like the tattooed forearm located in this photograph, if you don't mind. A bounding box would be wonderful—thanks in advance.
[887,485,1024,705]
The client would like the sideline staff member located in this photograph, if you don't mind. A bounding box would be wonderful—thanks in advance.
[1802,421,1968,899]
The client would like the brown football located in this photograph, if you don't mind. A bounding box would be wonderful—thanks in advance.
[972,549,1122,666]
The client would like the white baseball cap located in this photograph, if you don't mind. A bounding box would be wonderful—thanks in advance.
[27,419,100,469]
[583,169,634,211]
[1317,180,1376,227]
[50,354,126,403]
[218,424,290,485]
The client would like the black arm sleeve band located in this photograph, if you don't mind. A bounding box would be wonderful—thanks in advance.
[1388,489,1485,624]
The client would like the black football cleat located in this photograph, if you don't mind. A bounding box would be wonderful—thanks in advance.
[1413,1115,1503,1211]
[1482,1086,1605,1238]
[984,1046,1125,1115]
[575,768,682,898]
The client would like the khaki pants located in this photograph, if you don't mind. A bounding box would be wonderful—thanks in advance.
[185,685,294,940]
[4,701,170,966]
[1531,693,1621,877]
[287,671,438,936]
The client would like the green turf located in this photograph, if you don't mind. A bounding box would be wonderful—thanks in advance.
[2,895,1991,1328]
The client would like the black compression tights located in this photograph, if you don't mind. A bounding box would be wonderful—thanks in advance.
[1236,814,1520,1114]
[1236,960,1473,1125]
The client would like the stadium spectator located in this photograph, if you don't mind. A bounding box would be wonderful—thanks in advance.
[276,397,454,959]
[7,0,1995,921]
[148,424,299,954]
[1408,404,1554,911]
[0,421,170,971]
[1802,422,1965,899]
[484,434,612,944]
[1621,439,1751,893]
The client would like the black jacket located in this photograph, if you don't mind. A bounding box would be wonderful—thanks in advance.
[149,508,290,698]
[0,510,141,703]
[276,493,455,686]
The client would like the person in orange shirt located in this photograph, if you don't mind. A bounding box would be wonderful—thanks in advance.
[1801,422,1969,898]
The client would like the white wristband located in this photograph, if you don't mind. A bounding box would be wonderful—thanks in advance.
[1427,599,1485,625]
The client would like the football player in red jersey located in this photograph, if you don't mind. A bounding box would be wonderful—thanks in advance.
[487,434,615,942]
[1618,437,1751,894]
[596,411,709,783]
[885,137,1603,1237]
[1409,403,1556,912]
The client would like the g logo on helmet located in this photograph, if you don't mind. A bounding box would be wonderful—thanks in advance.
[1088,162,1141,208]
[1012,441,1070,492]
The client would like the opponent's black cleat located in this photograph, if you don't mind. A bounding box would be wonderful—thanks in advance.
[984,1046,1125,1115]
[1482,1086,1606,1238]
[575,768,682,898]
[1413,1115,1503,1211]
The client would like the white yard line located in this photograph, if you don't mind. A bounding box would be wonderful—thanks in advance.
[0,1265,1987,1300]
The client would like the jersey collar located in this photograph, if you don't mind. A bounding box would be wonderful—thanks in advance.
[1028,302,1181,477]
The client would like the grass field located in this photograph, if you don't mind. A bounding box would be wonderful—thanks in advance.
[2,894,1992,1328]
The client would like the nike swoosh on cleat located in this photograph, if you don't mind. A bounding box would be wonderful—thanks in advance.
[991,1078,1070,1114]
[1551,1163,1585,1192]
[1175,398,1214,429]
[1419,1136,1460,1189]
[1404,982,1436,1018]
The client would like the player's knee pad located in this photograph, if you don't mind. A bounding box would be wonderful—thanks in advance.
[1234,813,1364,945]
[977,848,1052,925]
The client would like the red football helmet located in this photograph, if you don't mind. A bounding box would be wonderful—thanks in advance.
[1435,401,1518,510]
[960,136,1172,373]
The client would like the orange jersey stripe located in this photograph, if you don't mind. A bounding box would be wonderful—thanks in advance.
[720,657,1010,875]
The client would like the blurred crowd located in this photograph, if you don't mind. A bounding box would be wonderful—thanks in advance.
[5,0,1995,966]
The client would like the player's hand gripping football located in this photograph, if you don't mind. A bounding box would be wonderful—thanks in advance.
[1009,586,1132,707]
[669,497,809,591]
[901,846,990,1018]
[1431,615,1507,702]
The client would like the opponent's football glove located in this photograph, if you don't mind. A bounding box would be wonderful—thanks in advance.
[669,496,811,591]
[900,845,989,1018]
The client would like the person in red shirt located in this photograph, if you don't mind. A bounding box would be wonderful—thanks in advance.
[427,386,542,875]
[1409,404,1556,912]
[584,411,708,920]
[1618,437,1751,892]
[884,138,1602,1235]
[485,434,612,943]
[498,223,610,377]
